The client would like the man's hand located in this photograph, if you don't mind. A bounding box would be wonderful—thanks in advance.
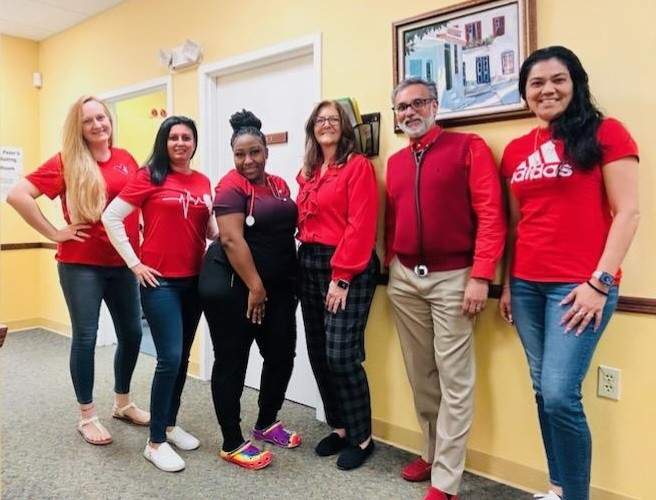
[462,277,489,316]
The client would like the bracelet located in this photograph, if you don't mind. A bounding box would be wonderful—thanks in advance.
[586,280,609,297]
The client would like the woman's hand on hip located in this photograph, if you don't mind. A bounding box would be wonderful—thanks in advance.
[52,223,91,243]
[131,263,162,288]
[325,280,348,314]
[499,285,513,324]
[560,283,608,335]
[247,285,267,325]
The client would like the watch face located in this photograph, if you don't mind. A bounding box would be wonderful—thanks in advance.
[600,273,614,286]
[337,280,349,289]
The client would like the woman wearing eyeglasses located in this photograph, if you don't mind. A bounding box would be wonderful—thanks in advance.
[198,109,300,471]
[297,100,379,470]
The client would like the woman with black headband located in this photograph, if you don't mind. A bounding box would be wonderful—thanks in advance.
[199,109,300,470]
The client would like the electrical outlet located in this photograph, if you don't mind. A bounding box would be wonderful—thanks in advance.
[597,365,621,400]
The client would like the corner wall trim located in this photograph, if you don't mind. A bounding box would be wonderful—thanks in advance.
[376,274,656,315]
[1,242,56,251]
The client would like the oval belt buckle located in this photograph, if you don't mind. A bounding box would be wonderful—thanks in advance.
[413,264,429,278]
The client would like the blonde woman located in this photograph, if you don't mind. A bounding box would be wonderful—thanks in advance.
[7,96,149,446]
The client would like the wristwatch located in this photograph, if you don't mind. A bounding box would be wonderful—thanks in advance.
[336,279,350,290]
[592,270,615,287]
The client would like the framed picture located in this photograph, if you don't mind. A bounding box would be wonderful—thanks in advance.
[393,0,536,128]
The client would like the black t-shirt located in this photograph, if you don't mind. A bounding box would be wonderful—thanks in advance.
[212,169,297,285]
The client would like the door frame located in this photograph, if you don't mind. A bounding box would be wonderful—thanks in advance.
[196,33,322,381]
[99,75,173,112]
[94,76,172,347]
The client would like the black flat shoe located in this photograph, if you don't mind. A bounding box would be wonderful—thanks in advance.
[315,432,348,457]
[336,439,375,470]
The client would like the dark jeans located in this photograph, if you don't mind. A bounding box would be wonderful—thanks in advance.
[57,263,142,405]
[140,277,202,443]
[511,278,619,500]
[199,256,297,452]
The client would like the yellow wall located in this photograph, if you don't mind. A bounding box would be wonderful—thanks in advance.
[0,35,41,244]
[0,35,45,325]
[113,90,167,165]
[1,1,654,498]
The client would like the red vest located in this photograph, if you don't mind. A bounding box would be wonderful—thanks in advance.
[386,130,475,271]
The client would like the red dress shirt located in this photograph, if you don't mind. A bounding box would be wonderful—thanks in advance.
[297,154,378,281]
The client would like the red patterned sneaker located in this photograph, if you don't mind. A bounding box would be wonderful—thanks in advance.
[220,441,273,470]
[424,486,459,500]
[252,421,302,449]
[402,456,431,482]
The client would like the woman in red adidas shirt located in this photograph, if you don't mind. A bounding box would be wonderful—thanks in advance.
[499,46,639,500]
[7,96,148,446]
[297,100,378,471]
[103,116,216,472]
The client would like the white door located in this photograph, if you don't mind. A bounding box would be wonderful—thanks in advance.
[212,53,320,408]
[96,87,168,347]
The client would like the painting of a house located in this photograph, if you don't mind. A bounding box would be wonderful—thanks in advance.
[395,0,535,125]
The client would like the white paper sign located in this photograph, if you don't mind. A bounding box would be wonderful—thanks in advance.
[0,147,23,201]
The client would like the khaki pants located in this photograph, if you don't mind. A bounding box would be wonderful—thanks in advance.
[387,257,475,494]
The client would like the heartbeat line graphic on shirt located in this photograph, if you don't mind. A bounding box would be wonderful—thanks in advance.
[511,140,573,184]
[162,191,213,218]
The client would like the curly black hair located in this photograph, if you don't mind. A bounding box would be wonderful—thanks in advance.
[229,109,267,149]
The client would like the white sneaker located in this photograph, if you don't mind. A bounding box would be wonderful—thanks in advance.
[166,426,200,451]
[534,491,561,500]
[143,442,185,472]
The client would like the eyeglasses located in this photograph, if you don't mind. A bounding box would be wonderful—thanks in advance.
[392,98,435,114]
[315,116,340,126]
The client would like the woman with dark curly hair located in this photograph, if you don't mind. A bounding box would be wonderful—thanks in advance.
[499,46,640,500]
[297,100,379,471]
[199,110,301,471]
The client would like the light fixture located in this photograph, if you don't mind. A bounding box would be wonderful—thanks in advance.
[158,39,203,72]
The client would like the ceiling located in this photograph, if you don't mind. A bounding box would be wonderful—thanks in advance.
[0,0,124,41]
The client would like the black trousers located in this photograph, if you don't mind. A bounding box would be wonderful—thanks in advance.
[199,252,297,451]
[298,243,377,445]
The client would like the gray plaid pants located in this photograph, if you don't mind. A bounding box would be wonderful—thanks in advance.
[298,243,377,445]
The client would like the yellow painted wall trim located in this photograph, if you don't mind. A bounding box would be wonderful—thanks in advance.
[466,449,638,500]
[373,418,638,500]
[5,318,71,336]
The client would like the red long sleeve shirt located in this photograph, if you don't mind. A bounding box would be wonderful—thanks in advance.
[296,154,378,281]
[385,126,505,280]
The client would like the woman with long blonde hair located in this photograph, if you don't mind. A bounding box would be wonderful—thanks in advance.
[7,96,149,446]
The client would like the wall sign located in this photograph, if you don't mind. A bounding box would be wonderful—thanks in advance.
[0,147,23,201]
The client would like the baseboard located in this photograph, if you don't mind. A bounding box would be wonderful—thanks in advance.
[372,418,638,500]
[188,361,201,379]
[5,317,71,336]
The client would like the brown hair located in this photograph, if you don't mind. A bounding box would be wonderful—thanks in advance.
[302,100,357,178]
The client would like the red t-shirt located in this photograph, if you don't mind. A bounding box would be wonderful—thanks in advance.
[501,117,639,282]
[26,148,140,267]
[118,168,212,278]
[296,154,378,281]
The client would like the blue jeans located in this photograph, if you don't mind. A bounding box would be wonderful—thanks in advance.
[57,263,142,405]
[510,278,619,500]
[140,277,201,443]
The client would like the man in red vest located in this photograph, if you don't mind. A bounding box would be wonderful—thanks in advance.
[385,77,506,500]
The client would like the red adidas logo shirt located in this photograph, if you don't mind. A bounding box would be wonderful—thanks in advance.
[501,118,639,282]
